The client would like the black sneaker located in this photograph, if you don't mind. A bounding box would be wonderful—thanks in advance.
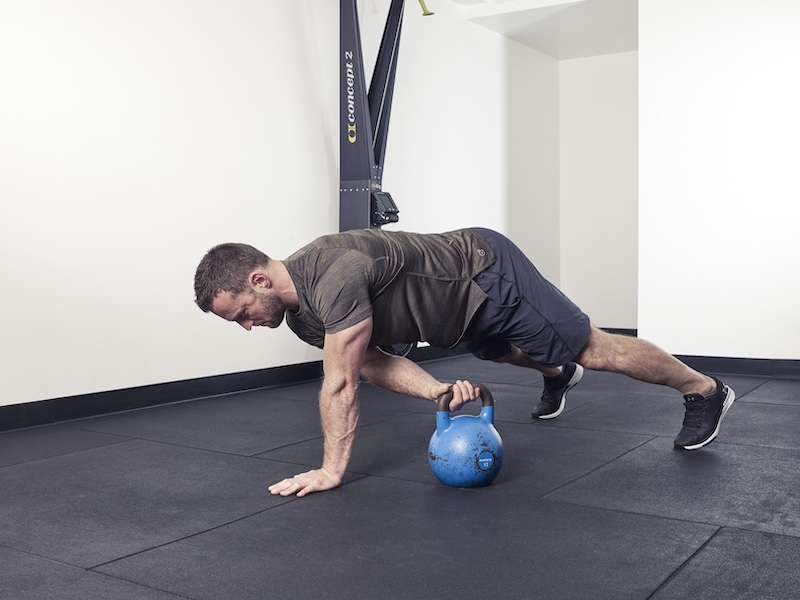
[532,363,584,420]
[674,376,736,450]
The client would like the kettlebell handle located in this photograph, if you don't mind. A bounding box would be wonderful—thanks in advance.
[436,383,494,413]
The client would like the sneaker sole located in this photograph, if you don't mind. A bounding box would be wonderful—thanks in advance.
[679,385,736,450]
[535,364,584,420]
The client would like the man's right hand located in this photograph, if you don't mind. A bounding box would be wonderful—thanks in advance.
[430,379,481,412]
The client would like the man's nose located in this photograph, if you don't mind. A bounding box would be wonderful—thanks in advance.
[238,320,253,331]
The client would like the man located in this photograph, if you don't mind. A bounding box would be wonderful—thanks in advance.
[194,228,735,498]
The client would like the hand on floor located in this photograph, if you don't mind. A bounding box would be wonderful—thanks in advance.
[268,467,341,498]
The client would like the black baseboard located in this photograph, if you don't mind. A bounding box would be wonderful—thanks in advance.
[0,344,468,433]
[678,355,800,379]
[2,340,797,434]
[602,328,638,337]
[0,362,324,433]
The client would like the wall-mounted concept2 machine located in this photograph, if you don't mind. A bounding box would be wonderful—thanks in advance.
[340,0,433,231]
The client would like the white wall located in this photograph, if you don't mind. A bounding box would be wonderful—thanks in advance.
[639,0,800,359]
[0,0,328,407]
[0,0,559,407]
[503,45,561,285]
[371,0,510,235]
[559,51,638,327]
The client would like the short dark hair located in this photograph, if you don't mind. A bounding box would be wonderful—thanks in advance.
[194,243,271,312]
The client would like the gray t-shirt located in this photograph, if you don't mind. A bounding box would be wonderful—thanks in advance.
[283,228,495,349]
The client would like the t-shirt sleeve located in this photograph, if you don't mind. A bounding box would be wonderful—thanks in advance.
[309,250,374,335]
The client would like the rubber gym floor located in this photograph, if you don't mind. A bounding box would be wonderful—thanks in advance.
[2,354,800,599]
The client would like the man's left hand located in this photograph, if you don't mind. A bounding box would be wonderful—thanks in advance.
[268,468,341,498]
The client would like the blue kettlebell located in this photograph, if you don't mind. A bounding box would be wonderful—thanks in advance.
[428,384,504,488]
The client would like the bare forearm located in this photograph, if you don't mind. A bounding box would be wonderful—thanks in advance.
[361,348,482,412]
[319,380,360,480]
[269,318,373,498]
[360,351,442,400]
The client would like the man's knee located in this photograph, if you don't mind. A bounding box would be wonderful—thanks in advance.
[575,327,615,370]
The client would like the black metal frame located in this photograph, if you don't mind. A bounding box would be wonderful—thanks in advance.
[339,0,405,231]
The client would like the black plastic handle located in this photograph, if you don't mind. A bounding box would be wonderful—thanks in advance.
[436,383,494,412]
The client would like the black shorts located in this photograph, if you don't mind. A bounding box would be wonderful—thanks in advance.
[462,228,591,368]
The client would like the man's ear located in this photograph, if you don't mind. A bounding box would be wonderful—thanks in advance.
[249,271,271,289]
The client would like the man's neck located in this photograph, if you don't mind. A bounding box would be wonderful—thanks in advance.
[270,260,299,312]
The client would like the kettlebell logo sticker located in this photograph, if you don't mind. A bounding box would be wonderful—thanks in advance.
[477,450,494,471]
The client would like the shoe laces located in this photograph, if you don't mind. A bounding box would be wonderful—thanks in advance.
[682,396,706,428]
[540,385,561,406]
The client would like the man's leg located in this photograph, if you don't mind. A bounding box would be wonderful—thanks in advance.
[574,326,712,394]
[466,230,734,449]
[493,347,561,377]
[575,326,736,450]
[493,347,584,420]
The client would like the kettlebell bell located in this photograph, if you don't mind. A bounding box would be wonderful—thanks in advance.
[428,383,504,488]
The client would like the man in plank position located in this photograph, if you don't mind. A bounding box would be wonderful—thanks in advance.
[194,228,735,497]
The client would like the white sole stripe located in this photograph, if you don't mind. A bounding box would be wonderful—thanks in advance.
[682,385,736,450]
[536,364,584,420]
